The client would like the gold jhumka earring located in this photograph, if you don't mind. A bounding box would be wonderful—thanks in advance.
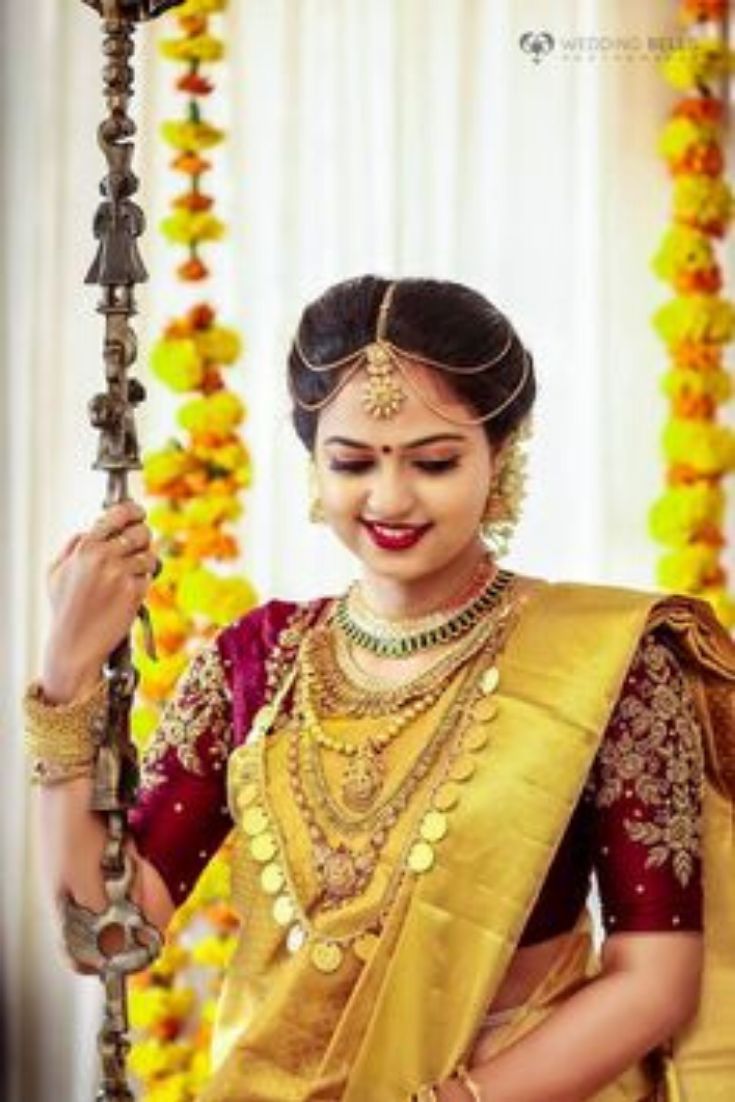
[307,461,325,524]
[480,419,531,557]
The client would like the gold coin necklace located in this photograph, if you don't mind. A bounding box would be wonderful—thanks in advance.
[287,662,479,910]
[230,651,505,974]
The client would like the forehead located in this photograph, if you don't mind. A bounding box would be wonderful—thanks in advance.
[315,361,485,448]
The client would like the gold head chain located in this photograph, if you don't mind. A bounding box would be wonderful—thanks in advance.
[290,281,531,424]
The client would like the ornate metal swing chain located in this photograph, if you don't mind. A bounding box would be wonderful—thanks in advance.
[66,3,184,1099]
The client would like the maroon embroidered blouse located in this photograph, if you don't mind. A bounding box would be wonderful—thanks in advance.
[129,600,705,946]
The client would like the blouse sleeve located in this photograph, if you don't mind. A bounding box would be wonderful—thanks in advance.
[128,637,234,907]
[585,630,705,935]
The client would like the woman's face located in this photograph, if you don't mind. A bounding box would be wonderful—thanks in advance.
[313,362,497,586]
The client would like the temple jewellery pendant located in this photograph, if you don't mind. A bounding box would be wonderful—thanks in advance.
[341,739,384,811]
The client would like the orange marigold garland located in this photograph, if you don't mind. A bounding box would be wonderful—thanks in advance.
[649,6,735,627]
[130,2,255,1098]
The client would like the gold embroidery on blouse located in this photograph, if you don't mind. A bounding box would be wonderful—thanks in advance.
[263,601,324,701]
[591,635,704,888]
[140,640,233,793]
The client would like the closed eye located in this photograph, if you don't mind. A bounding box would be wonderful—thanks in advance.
[327,457,460,475]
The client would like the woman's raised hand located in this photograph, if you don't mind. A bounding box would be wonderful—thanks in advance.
[42,501,158,702]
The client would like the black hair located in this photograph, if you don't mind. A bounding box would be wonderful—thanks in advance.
[289,275,536,452]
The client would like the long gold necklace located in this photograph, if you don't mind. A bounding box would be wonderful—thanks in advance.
[296,638,448,813]
[229,643,508,974]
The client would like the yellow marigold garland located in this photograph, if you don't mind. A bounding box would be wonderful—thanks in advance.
[130,2,255,1097]
[650,6,735,627]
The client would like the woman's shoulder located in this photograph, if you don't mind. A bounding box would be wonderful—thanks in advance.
[521,575,715,623]
[216,594,332,654]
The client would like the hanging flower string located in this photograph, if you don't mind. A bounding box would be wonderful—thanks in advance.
[129,2,255,1099]
[649,9,735,628]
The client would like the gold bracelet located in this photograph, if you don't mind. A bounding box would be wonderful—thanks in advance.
[24,678,107,785]
[455,1065,484,1102]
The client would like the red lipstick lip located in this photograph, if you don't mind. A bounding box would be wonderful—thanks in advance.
[360,520,432,551]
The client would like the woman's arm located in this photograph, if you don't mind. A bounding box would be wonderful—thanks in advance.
[38,773,175,961]
[440,930,702,1102]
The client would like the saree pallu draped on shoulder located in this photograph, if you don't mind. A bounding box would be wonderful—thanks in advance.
[334,584,735,1101]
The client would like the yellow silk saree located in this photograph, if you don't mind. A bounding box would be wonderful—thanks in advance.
[200,582,735,1101]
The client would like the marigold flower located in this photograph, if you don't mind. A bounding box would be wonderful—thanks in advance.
[173,152,212,176]
[161,209,226,246]
[159,34,225,64]
[128,1038,192,1081]
[138,651,189,704]
[189,303,217,329]
[662,418,735,475]
[649,482,725,547]
[144,446,201,495]
[183,530,239,560]
[653,294,735,345]
[671,340,722,371]
[651,225,714,284]
[131,705,160,751]
[177,72,215,96]
[177,0,226,13]
[174,192,215,213]
[678,0,728,25]
[181,494,242,526]
[178,256,210,282]
[673,97,724,126]
[150,338,204,392]
[660,39,735,92]
[194,325,242,364]
[673,174,733,236]
[178,391,245,437]
[662,366,731,405]
[699,587,735,628]
[161,119,224,153]
[657,544,722,591]
[658,117,717,162]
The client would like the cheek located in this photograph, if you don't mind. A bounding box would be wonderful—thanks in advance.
[320,477,363,518]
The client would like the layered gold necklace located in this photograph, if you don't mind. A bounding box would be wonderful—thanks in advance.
[228,573,521,974]
[298,609,504,812]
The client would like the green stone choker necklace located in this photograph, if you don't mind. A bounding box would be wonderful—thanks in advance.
[334,568,515,657]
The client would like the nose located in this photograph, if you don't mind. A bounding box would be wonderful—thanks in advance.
[363,462,417,520]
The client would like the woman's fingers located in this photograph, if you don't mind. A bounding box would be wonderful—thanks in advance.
[107,522,152,557]
[129,550,159,577]
[90,501,146,540]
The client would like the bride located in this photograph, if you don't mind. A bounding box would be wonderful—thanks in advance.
[26,276,735,1100]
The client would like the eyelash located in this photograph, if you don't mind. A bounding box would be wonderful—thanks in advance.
[328,458,460,475]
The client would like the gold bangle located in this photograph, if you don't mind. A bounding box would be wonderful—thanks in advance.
[24,678,107,784]
[455,1065,484,1102]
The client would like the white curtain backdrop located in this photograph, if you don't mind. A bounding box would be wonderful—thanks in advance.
[2,1,731,1099]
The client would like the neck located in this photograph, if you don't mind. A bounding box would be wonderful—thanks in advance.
[357,539,494,620]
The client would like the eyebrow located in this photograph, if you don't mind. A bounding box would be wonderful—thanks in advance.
[323,433,467,450]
